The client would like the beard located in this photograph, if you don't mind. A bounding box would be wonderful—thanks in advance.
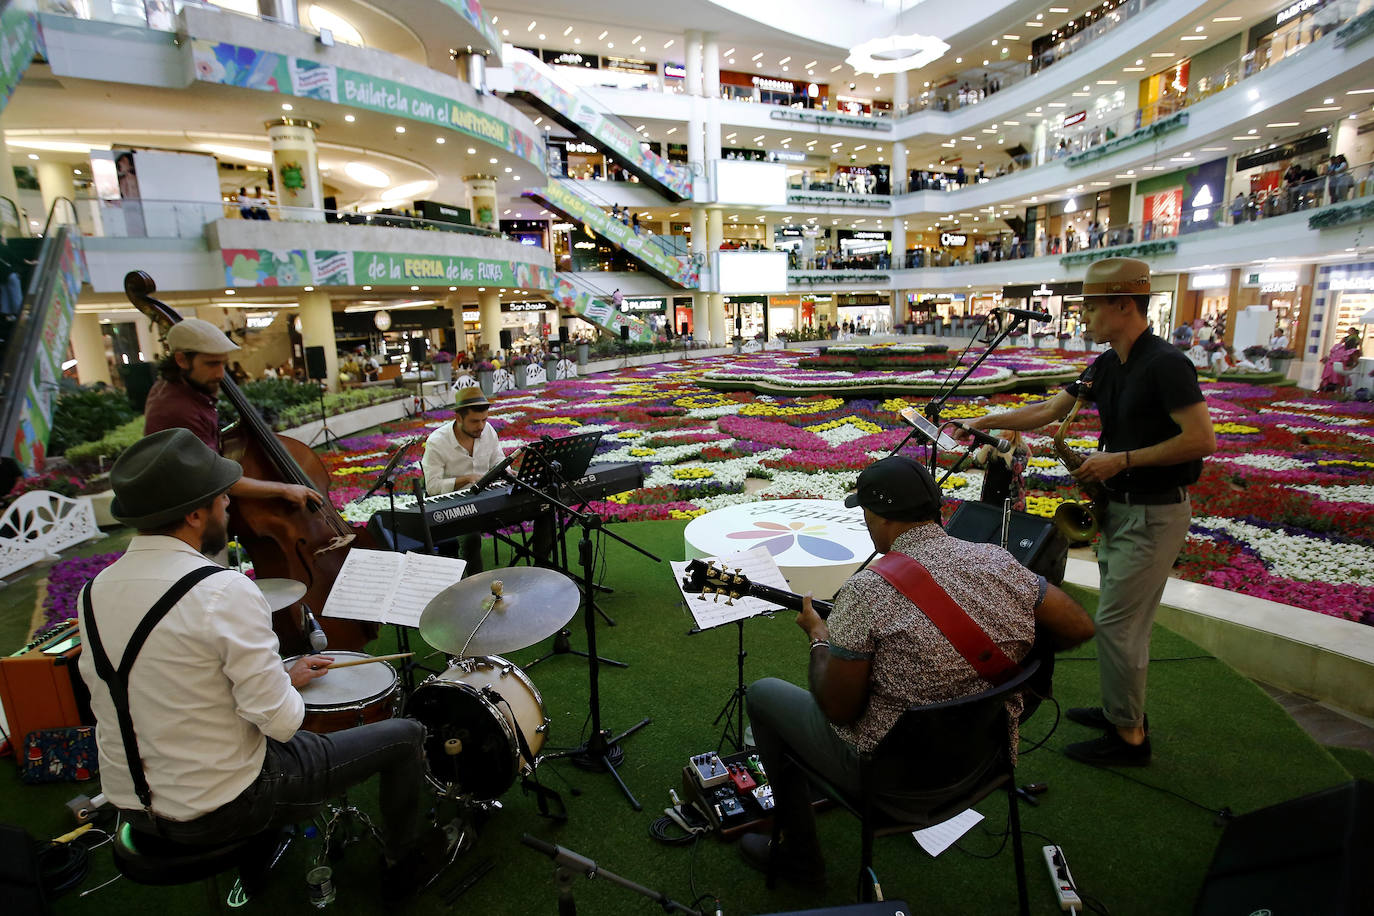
[201,515,229,558]
[186,374,221,397]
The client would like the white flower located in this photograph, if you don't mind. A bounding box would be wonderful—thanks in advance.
[1192,516,1374,586]
[1293,484,1374,504]
[1223,454,1309,472]
[340,493,416,523]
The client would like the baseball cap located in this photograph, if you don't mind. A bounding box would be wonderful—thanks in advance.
[843,455,942,521]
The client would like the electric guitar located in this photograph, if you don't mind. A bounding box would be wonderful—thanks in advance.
[679,558,1055,720]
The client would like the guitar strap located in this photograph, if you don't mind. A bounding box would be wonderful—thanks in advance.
[869,553,1023,687]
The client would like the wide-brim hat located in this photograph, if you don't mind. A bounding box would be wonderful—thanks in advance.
[1081,257,1152,299]
[844,455,942,521]
[455,386,490,410]
[110,428,243,529]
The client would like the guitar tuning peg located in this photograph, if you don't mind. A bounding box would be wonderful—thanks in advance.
[724,597,734,606]
[733,568,742,575]
[711,594,720,603]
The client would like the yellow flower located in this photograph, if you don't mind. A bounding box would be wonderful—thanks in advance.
[939,475,968,490]
[1214,423,1260,435]
[616,430,642,439]
[628,447,657,457]
[669,508,710,520]
[333,464,387,476]
[1064,437,1097,448]
[671,467,716,480]
[1024,495,1067,518]
[805,417,883,434]
[739,398,844,417]
[1028,457,1060,468]
[534,417,582,426]
[1317,459,1374,468]
[939,404,989,420]
[674,393,735,409]
[606,492,633,504]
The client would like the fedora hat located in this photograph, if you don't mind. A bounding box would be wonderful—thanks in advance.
[1081,257,1151,299]
[455,386,490,410]
[110,428,243,529]
[166,317,239,355]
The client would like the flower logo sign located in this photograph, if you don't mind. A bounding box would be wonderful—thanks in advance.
[726,520,856,561]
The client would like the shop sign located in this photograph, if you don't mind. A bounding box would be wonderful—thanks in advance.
[939,232,968,247]
[664,63,686,79]
[1189,272,1228,290]
[847,231,887,240]
[1062,110,1088,128]
[776,227,805,237]
[621,297,667,312]
[1236,133,1330,170]
[1243,269,1298,292]
[1276,0,1326,26]
[504,301,547,312]
[752,76,796,93]
[541,49,598,68]
[245,312,278,329]
[562,141,599,154]
[1328,274,1374,292]
[463,310,480,321]
[604,56,656,74]
[768,149,808,163]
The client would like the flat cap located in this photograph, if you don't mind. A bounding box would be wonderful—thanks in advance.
[166,317,239,355]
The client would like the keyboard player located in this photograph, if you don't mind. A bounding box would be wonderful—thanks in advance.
[420,386,552,572]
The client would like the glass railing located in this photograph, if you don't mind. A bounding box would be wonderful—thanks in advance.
[68,196,507,241]
[551,179,691,259]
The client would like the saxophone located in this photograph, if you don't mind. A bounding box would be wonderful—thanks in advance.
[1051,391,1106,545]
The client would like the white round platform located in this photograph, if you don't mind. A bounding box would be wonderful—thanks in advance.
[683,499,872,600]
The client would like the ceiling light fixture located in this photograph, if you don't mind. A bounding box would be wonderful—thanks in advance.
[344,162,390,187]
[846,33,949,75]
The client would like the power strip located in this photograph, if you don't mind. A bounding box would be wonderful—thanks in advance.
[1042,845,1083,911]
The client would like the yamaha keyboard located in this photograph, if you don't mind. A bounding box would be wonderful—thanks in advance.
[367,461,644,545]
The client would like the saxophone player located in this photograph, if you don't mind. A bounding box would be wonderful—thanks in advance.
[958,258,1215,766]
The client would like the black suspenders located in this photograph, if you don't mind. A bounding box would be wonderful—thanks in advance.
[82,566,229,816]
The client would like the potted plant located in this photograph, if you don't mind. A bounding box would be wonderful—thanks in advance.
[1268,346,1296,375]
[576,336,590,365]
[510,354,531,388]
[432,349,454,384]
[544,350,560,380]
[475,360,496,397]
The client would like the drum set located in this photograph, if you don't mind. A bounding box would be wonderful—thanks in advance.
[259,566,580,806]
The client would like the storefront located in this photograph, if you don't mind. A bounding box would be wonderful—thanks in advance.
[1002,282,1083,340]
[1231,130,1332,217]
[617,295,672,338]
[548,139,609,181]
[1030,0,1133,73]
[500,219,550,251]
[832,292,893,334]
[1244,0,1343,77]
[672,296,695,337]
[717,70,826,108]
[558,229,641,273]
[1027,187,1128,253]
[1312,263,1374,360]
[723,295,769,339]
[834,229,890,268]
[767,294,826,333]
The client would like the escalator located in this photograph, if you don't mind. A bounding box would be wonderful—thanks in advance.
[502,47,694,203]
[541,267,654,343]
[525,178,699,287]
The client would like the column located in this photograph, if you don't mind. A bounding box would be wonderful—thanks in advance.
[890,218,906,271]
[690,206,707,256]
[71,313,112,386]
[892,140,907,195]
[691,293,708,340]
[266,118,324,221]
[892,70,909,117]
[685,31,703,97]
[706,204,726,345]
[0,123,24,234]
[454,51,487,91]
[466,175,498,232]
[477,288,501,356]
[258,0,298,27]
[297,289,339,392]
[687,107,705,179]
[703,34,721,99]
[763,218,775,250]
[450,298,470,356]
[36,158,75,222]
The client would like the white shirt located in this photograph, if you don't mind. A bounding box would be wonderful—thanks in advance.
[422,420,503,495]
[77,536,301,821]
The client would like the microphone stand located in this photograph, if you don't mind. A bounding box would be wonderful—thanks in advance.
[520,835,704,916]
[498,466,660,811]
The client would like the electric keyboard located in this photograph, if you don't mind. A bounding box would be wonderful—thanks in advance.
[367,461,644,544]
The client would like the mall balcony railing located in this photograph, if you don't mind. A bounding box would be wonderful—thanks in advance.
[549,177,691,257]
[66,197,508,241]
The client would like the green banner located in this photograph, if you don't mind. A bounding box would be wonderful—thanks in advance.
[12,234,82,471]
[537,180,698,287]
[191,40,541,167]
[437,0,502,57]
[0,7,40,118]
[222,248,541,291]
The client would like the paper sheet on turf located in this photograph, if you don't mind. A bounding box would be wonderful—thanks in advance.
[670,547,793,630]
[912,808,984,857]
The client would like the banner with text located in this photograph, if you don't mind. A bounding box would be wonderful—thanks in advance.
[11,233,83,471]
[0,6,41,119]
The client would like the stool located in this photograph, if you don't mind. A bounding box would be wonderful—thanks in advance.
[113,822,282,908]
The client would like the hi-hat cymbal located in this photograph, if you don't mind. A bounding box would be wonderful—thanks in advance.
[419,567,578,657]
[255,578,307,612]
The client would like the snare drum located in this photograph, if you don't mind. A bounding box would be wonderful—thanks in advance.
[288,651,400,734]
[405,655,548,798]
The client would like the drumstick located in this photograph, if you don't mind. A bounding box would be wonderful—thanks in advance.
[314,653,413,670]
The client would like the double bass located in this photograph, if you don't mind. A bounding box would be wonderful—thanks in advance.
[125,270,378,654]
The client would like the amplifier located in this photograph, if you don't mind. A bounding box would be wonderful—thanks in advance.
[946,501,1068,586]
[0,622,92,747]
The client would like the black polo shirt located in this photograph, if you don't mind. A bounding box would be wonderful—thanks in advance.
[1064,330,1205,493]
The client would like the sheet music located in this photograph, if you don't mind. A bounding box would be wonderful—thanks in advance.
[387,552,468,628]
[670,547,795,631]
[322,549,401,623]
[912,808,984,857]
[322,548,466,627]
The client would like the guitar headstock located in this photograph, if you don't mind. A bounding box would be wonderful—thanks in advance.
[681,559,751,605]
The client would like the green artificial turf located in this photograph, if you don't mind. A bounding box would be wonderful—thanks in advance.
[0,521,1358,914]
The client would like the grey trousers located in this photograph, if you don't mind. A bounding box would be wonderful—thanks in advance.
[746,677,862,856]
[1095,498,1193,729]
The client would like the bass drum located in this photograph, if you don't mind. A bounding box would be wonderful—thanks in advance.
[405,655,548,798]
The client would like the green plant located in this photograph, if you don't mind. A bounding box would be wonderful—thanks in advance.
[49,386,137,456]
[64,416,145,473]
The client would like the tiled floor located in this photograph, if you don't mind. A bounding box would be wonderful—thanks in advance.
[1258,682,1374,756]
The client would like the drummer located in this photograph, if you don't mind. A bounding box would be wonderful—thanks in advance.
[422,387,553,571]
[78,429,437,887]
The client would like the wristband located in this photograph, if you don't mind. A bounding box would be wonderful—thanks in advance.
[809,638,828,653]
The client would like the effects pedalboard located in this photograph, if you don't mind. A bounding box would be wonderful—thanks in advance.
[678,750,823,839]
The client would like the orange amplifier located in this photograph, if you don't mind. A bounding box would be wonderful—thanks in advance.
[0,621,92,747]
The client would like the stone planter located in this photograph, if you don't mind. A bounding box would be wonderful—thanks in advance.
[1271,357,1292,377]
[576,342,589,365]
[544,358,559,380]
[434,362,453,384]
[513,365,528,388]
[732,337,743,355]
[905,322,916,334]
[478,370,495,397]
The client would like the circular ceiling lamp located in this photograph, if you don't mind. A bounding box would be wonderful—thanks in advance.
[846,34,950,75]
[374,310,392,331]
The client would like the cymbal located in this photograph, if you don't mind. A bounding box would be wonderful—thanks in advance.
[419,567,579,657]
[255,578,307,612]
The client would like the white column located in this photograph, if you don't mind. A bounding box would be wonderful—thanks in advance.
[691,293,708,340]
[763,218,775,250]
[71,313,112,385]
[297,289,339,392]
[892,140,907,194]
[890,218,906,271]
[706,206,725,345]
[892,70,909,116]
[685,30,703,97]
[465,175,499,232]
[450,299,470,356]
[0,122,25,234]
[477,289,501,356]
[689,206,707,256]
[703,34,720,99]
[266,118,324,221]
[36,159,76,222]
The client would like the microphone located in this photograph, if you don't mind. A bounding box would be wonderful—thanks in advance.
[301,603,328,652]
[996,306,1052,323]
[951,422,1013,454]
[467,446,522,493]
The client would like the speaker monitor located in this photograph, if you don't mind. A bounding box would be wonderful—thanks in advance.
[558,325,570,344]
[304,345,327,381]
[945,500,1067,586]
[1196,780,1372,915]
[620,325,630,341]
[499,329,513,350]
[681,320,690,336]
[735,314,742,330]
